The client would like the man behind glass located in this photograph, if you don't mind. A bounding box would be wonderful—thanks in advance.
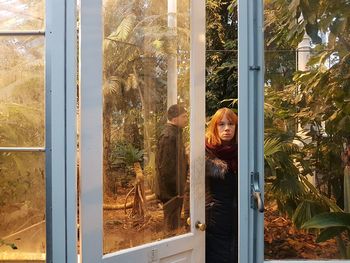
[155,104,188,232]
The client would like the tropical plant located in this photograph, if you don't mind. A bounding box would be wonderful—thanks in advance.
[109,140,144,188]
[265,0,350,201]
[263,135,331,225]
[0,34,45,208]
[111,141,144,168]
[302,212,350,259]
[206,0,238,116]
[0,8,46,249]
[102,0,191,194]
[260,2,350,257]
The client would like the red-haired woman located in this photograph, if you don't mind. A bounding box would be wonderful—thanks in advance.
[205,107,238,263]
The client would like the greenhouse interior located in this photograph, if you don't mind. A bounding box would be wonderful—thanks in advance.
[0,0,350,262]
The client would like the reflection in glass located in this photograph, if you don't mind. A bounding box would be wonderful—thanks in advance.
[0,0,45,31]
[264,1,349,260]
[0,152,45,261]
[0,36,45,147]
[102,0,190,254]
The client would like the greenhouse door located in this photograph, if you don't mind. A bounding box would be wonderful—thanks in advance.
[0,0,76,262]
[79,0,205,262]
[240,0,350,262]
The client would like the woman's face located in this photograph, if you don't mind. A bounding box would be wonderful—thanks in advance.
[217,114,236,143]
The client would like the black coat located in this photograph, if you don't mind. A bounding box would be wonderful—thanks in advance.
[205,148,238,263]
[155,123,187,202]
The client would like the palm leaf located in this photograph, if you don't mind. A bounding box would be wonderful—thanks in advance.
[317,227,347,243]
[292,199,327,228]
[108,14,136,41]
[302,212,350,229]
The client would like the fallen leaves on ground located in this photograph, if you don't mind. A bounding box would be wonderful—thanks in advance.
[264,202,339,259]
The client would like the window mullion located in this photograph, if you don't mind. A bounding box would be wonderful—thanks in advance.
[0,147,45,152]
[0,30,45,36]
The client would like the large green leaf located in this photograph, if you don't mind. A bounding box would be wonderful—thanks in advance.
[316,227,347,243]
[302,212,350,229]
[292,199,327,228]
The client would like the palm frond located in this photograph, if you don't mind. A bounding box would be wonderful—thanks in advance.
[108,14,137,41]
[292,198,327,228]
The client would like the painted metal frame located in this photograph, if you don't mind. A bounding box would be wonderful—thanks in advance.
[65,0,78,262]
[0,147,45,152]
[79,0,205,262]
[79,0,104,262]
[46,0,77,262]
[46,0,66,261]
[238,0,264,262]
[0,31,45,35]
[0,1,76,262]
[239,0,350,263]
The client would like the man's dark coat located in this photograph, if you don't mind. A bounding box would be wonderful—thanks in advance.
[155,123,187,202]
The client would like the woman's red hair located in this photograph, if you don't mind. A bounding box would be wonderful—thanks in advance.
[206,107,238,146]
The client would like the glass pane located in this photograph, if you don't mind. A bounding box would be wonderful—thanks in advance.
[102,0,190,254]
[264,0,348,260]
[0,36,45,147]
[0,152,46,261]
[0,0,45,31]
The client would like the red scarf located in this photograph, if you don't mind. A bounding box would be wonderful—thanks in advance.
[206,141,238,173]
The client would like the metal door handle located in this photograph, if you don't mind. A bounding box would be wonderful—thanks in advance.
[252,191,264,213]
[251,172,264,213]
[195,221,206,231]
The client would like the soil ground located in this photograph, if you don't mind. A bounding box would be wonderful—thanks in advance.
[0,182,342,261]
[103,185,188,254]
[104,184,341,259]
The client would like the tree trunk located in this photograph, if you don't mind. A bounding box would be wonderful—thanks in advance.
[130,162,147,220]
[103,194,156,210]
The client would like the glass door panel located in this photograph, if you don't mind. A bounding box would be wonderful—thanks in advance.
[0,36,45,147]
[264,0,350,261]
[0,0,45,31]
[80,0,205,261]
[0,1,46,262]
[0,152,46,261]
[102,0,191,254]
